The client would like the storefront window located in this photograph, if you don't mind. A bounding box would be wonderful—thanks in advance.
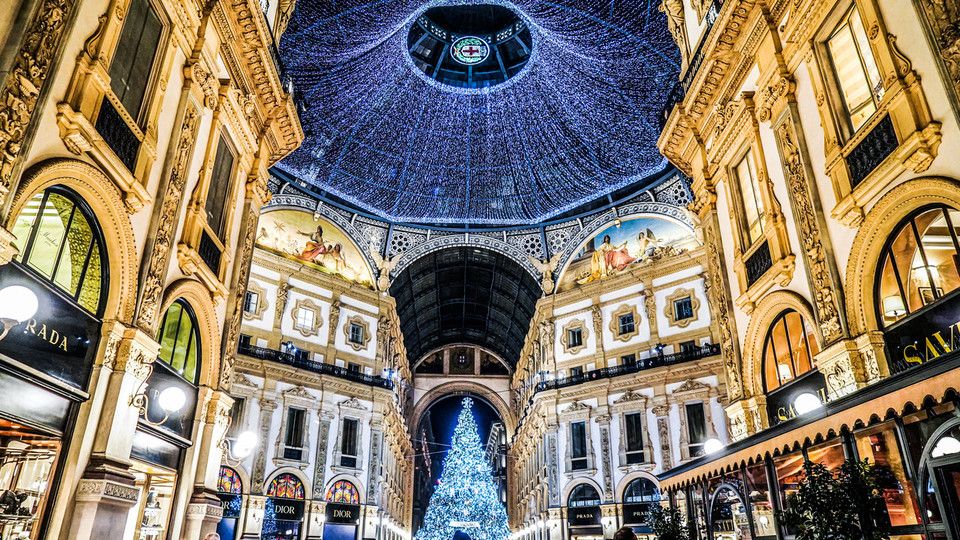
[132,462,177,540]
[157,300,201,384]
[745,463,776,538]
[690,483,707,539]
[806,439,845,469]
[11,187,106,315]
[264,473,306,540]
[773,450,805,535]
[854,422,921,528]
[762,310,819,392]
[0,421,59,540]
[217,466,243,540]
[877,206,960,326]
[568,484,601,508]
[710,486,750,540]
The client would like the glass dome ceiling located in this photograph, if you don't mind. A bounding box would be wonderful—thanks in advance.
[278,0,680,225]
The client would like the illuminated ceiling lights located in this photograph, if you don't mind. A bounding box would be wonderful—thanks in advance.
[277,0,679,225]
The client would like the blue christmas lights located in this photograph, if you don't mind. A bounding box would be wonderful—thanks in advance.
[278,0,680,225]
[416,398,511,540]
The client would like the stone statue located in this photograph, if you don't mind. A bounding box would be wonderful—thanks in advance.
[528,253,562,294]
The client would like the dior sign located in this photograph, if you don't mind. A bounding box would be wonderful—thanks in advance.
[325,503,360,524]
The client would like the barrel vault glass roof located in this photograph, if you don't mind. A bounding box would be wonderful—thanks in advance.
[278,0,680,225]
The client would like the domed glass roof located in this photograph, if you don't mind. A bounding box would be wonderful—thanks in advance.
[278,0,679,225]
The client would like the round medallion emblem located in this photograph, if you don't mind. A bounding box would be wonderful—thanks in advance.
[451,36,490,65]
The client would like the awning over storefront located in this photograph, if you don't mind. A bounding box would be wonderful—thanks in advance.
[658,353,960,491]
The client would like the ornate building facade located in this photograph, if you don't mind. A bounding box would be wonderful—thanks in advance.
[222,228,413,540]
[508,223,728,540]
[656,0,960,538]
[0,0,300,539]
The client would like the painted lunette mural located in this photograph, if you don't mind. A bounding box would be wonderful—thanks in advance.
[256,210,374,288]
[557,217,698,292]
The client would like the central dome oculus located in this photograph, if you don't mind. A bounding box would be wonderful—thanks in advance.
[408,4,532,90]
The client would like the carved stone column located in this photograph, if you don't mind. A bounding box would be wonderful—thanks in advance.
[544,427,560,507]
[220,175,272,389]
[251,398,278,494]
[0,227,18,266]
[651,401,672,470]
[0,0,78,215]
[240,495,266,540]
[595,414,613,501]
[68,321,160,540]
[725,396,768,442]
[312,409,335,499]
[182,389,233,540]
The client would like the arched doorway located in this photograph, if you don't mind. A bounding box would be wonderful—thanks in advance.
[263,473,306,540]
[709,484,750,540]
[918,418,960,538]
[323,480,362,540]
[216,466,244,540]
[621,478,661,539]
[566,484,602,540]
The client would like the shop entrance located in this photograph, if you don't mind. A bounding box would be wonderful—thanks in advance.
[933,462,960,538]
[708,486,750,540]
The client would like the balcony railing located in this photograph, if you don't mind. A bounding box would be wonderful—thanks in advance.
[744,240,773,287]
[237,342,394,389]
[847,114,898,189]
[535,343,721,392]
[95,99,140,172]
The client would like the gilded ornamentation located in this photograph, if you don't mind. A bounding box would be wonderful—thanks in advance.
[608,304,640,341]
[916,0,960,100]
[135,105,202,332]
[775,118,844,343]
[701,211,745,400]
[0,0,74,204]
[659,0,687,64]
[343,315,371,351]
[663,287,701,328]
[291,297,323,338]
[560,318,589,355]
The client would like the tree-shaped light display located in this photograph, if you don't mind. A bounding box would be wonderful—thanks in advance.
[416,398,511,540]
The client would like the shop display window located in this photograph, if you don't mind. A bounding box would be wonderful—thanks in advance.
[0,421,59,540]
[773,450,805,536]
[854,422,922,528]
[745,463,776,538]
[806,439,845,469]
[710,486,749,540]
[689,483,707,539]
[132,463,177,540]
[903,404,956,470]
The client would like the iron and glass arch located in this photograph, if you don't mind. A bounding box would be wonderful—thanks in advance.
[10,185,108,315]
[156,299,201,384]
[762,309,820,393]
[875,204,960,328]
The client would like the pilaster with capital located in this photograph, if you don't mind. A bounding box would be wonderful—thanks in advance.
[595,414,613,501]
[725,395,767,442]
[312,409,335,499]
[251,397,278,494]
[650,400,673,470]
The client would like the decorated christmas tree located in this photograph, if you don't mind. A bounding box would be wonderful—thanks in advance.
[416,398,511,540]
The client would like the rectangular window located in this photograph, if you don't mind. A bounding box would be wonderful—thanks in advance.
[107,0,162,122]
[618,313,636,336]
[827,6,884,132]
[686,403,708,456]
[680,340,698,355]
[283,407,306,460]
[570,366,584,378]
[227,397,245,437]
[205,135,235,238]
[238,334,251,349]
[340,418,359,467]
[243,291,259,314]
[295,307,315,332]
[349,323,365,345]
[624,412,645,464]
[621,353,637,366]
[567,328,583,349]
[347,362,361,373]
[734,148,766,245]
[570,421,588,470]
[674,297,695,321]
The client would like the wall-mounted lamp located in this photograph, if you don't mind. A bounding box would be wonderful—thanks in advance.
[703,438,724,455]
[131,368,187,426]
[0,285,39,340]
[882,295,906,318]
[220,417,258,466]
[793,392,823,416]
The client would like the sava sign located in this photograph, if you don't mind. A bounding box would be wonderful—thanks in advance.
[884,291,960,374]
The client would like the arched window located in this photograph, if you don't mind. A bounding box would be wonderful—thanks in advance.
[11,186,107,314]
[217,466,243,495]
[157,299,200,383]
[267,473,305,500]
[567,484,601,508]
[762,310,819,392]
[877,205,960,326]
[623,478,660,503]
[325,480,360,504]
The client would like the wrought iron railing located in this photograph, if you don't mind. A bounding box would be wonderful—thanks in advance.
[535,343,721,392]
[238,342,395,389]
[198,230,222,275]
[744,240,773,287]
[95,99,140,172]
[847,114,898,189]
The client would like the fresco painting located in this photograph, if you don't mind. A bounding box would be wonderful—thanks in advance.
[557,217,698,292]
[256,210,374,288]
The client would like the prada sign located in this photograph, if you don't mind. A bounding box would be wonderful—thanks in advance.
[326,503,360,524]
[0,263,100,392]
[268,498,305,521]
[622,503,652,525]
[884,292,960,374]
[567,506,600,526]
